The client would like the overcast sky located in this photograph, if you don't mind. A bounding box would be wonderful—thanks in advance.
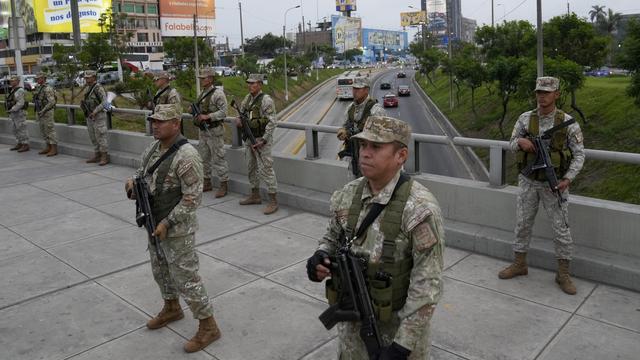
[213,0,640,47]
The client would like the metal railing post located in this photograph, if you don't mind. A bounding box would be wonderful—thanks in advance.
[304,128,319,160]
[231,124,243,148]
[106,111,113,129]
[405,136,419,174]
[489,145,506,187]
[67,107,76,125]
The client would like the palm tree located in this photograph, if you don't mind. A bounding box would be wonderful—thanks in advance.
[589,5,606,23]
[598,8,623,65]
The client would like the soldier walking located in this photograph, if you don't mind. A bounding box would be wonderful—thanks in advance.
[125,104,221,353]
[81,70,109,165]
[235,74,279,214]
[498,77,585,295]
[6,75,29,152]
[307,116,445,359]
[33,72,58,156]
[194,68,229,197]
[337,77,386,177]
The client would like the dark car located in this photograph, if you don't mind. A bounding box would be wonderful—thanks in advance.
[383,94,399,108]
[397,72,407,78]
[380,82,391,90]
[398,85,411,96]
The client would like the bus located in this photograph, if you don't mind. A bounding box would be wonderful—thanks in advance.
[121,53,163,72]
[336,71,362,100]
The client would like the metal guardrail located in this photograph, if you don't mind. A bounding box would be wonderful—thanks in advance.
[6,104,640,187]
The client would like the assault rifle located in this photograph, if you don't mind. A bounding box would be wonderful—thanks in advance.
[132,176,165,261]
[337,121,361,177]
[319,243,382,359]
[190,102,211,136]
[230,98,264,164]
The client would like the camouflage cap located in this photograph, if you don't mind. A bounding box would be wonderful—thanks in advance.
[352,77,370,89]
[153,71,171,81]
[84,70,97,78]
[148,104,182,121]
[8,75,20,82]
[534,76,560,92]
[246,73,265,83]
[35,72,47,79]
[352,115,412,146]
[197,68,216,78]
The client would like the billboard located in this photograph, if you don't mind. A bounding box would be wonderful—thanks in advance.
[362,29,407,52]
[400,11,426,27]
[160,0,215,37]
[427,0,447,36]
[331,15,361,54]
[33,0,112,33]
[335,0,356,12]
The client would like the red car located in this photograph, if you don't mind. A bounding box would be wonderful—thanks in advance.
[383,94,398,108]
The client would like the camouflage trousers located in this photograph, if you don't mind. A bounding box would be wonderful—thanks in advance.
[10,111,28,144]
[514,174,573,260]
[86,113,108,152]
[336,313,433,360]
[198,125,229,182]
[37,111,57,145]
[245,141,277,193]
[148,233,214,319]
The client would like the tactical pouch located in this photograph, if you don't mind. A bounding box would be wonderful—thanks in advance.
[369,280,393,322]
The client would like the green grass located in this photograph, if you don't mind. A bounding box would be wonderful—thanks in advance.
[416,72,640,204]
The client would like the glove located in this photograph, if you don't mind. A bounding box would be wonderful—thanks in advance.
[306,250,330,282]
[337,127,348,141]
[376,342,411,360]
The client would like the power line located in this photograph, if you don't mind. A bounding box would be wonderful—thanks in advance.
[497,0,529,21]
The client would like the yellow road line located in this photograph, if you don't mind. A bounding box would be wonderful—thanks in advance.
[291,97,337,155]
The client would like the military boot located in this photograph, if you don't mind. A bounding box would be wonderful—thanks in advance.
[498,252,528,279]
[203,178,213,192]
[86,152,100,163]
[39,144,51,155]
[98,152,110,166]
[556,259,577,295]
[263,193,279,215]
[147,299,184,330]
[239,188,262,205]
[215,181,228,198]
[46,144,58,157]
[9,143,20,151]
[17,144,30,152]
[184,316,221,353]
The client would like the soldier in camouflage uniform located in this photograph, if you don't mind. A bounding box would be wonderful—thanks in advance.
[6,75,29,152]
[235,74,279,215]
[33,72,58,156]
[81,70,110,165]
[337,77,386,177]
[498,77,585,295]
[307,116,445,360]
[125,104,221,353]
[147,71,182,113]
[194,68,229,197]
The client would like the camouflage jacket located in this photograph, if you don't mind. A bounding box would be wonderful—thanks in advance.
[135,139,203,237]
[198,85,227,125]
[318,170,445,351]
[342,96,386,131]
[6,87,25,113]
[34,84,56,114]
[509,108,585,182]
[239,91,277,144]
[82,83,107,115]
[154,85,182,113]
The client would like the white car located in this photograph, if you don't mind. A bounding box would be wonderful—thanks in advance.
[23,75,37,90]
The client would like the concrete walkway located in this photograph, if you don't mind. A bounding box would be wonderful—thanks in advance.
[0,145,639,360]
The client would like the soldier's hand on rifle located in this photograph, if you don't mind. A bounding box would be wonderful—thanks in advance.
[197,113,210,122]
[252,138,266,151]
[153,222,168,241]
[125,178,135,199]
[234,117,243,128]
[556,178,570,192]
[517,138,536,153]
[337,127,349,141]
[89,112,96,119]
[306,250,331,282]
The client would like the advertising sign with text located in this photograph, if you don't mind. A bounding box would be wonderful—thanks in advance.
[331,15,361,54]
[160,0,215,37]
[33,0,112,33]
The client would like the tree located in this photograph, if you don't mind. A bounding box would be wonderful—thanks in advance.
[589,5,606,23]
[618,20,640,106]
[163,37,215,66]
[488,56,529,138]
[235,55,260,78]
[344,48,363,62]
[243,33,291,58]
[544,14,608,68]
[417,48,444,86]
[449,43,487,121]
[78,10,132,76]
[597,8,623,64]
[475,21,537,60]
[49,44,83,103]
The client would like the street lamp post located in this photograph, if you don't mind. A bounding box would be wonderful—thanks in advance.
[284,5,300,102]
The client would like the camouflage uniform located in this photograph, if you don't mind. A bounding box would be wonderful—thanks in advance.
[342,96,386,133]
[239,78,278,193]
[317,116,445,360]
[6,82,28,145]
[82,73,109,152]
[152,85,182,113]
[34,80,57,145]
[196,84,229,183]
[509,80,585,260]
[135,106,213,320]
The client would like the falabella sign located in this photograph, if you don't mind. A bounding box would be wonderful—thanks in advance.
[160,0,215,37]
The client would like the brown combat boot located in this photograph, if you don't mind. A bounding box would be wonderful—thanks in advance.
[203,178,213,192]
[46,144,58,157]
[9,143,20,151]
[215,181,228,198]
[239,188,262,205]
[556,259,577,295]
[263,193,279,215]
[98,152,109,166]
[147,299,184,330]
[184,316,221,353]
[39,144,51,155]
[17,144,30,152]
[498,252,528,279]
[86,152,100,163]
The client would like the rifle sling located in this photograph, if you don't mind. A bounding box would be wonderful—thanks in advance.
[153,86,172,105]
[542,117,576,138]
[145,137,189,177]
[196,86,216,108]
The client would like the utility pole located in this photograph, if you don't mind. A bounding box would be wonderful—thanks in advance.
[447,0,454,110]
[194,14,201,94]
[536,0,543,77]
[239,1,245,57]
[491,0,495,27]
[9,0,23,84]
[567,1,570,15]
[70,0,81,49]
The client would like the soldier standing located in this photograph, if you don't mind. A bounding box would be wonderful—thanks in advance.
[147,71,182,112]
[6,75,29,152]
[34,72,58,156]
[125,104,221,353]
[194,68,229,197]
[235,74,279,214]
[81,70,109,166]
[307,116,445,360]
[498,77,585,295]
[337,77,386,177]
